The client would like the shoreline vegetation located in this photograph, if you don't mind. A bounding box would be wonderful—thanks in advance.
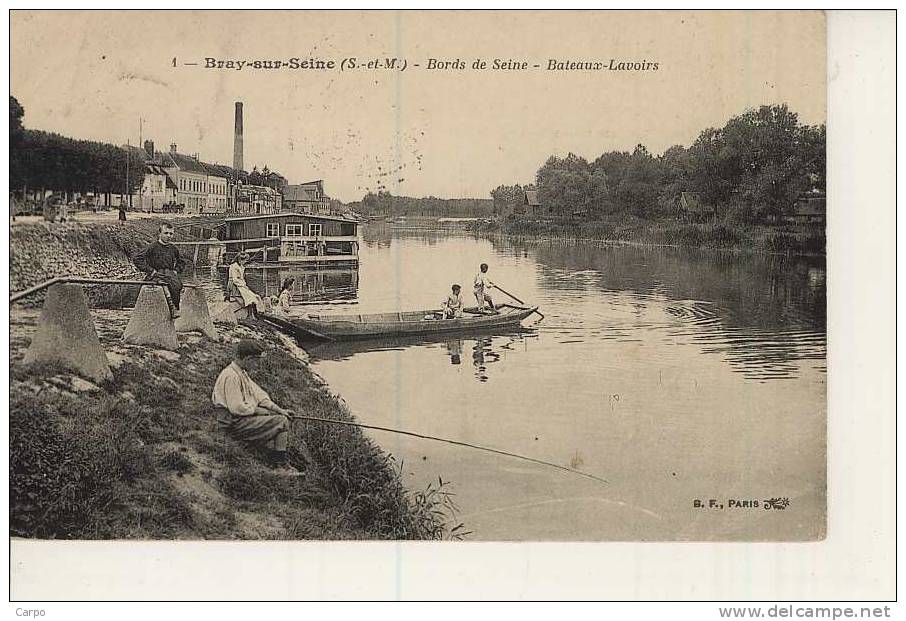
[9,220,464,540]
[349,104,825,257]
[467,215,826,256]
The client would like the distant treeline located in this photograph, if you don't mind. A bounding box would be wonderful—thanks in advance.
[9,97,145,201]
[347,191,494,217]
[493,104,825,224]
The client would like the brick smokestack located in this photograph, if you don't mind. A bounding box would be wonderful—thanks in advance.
[233,102,244,172]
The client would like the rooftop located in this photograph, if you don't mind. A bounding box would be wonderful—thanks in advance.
[225,211,357,224]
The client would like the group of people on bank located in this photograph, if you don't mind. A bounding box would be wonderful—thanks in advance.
[132,222,304,475]
[132,222,274,320]
[131,223,505,475]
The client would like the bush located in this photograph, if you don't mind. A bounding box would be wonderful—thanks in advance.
[9,389,141,538]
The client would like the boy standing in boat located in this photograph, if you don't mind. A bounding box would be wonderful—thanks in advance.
[133,222,185,319]
[473,263,496,313]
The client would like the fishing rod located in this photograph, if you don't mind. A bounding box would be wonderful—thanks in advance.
[289,414,608,485]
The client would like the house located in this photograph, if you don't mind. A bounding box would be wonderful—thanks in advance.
[224,212,359,264]
[283,180,331,215]
[784,192,826,226]
[137,163,178,212]
[679,191,715,220]
[234,184,282,215]
[524,190,543,216]
[201,164,232,214]
[161,145,212,213]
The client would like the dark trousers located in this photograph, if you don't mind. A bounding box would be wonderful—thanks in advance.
[148,271,183,310]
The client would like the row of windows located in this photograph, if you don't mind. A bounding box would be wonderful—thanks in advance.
[178,177,227,194]
[266,223,323,237]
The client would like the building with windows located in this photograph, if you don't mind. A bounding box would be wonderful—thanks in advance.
[234,184,282,215]
[223,212,359,265]
[203,165,230,213]
[137,163,178,212]
[162,146,211,213]
[283,180,330,215]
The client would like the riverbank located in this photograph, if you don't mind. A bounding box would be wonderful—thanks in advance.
[10,310,460,539]
[470,217,826,255]
[9,220,461,540]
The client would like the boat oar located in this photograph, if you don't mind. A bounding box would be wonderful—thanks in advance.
[290,414,608,485]
[492,284,544,321]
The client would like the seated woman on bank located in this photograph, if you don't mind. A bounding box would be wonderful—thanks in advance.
[441,284,464,319]
[211,339,303,475]
[227,251,266,319]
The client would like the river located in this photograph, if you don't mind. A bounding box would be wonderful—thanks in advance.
[235,225,826,541]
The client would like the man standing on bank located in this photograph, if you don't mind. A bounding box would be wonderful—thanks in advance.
[133,222,185,319]
[211,339,302,475]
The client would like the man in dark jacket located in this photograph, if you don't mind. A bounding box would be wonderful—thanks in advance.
[133,222,186,318]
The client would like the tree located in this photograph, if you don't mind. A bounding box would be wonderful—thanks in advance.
[799,123,826,192]
[536,153,603,217]
[10,96,24,147]
[490,184,527,217]
[611,145,662,218]
[657,144,692,216]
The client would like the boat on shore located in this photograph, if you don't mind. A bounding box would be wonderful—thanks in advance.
[261,304,540,341]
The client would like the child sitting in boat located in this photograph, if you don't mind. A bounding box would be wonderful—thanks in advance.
[270,277,295,315]
[441,284,464,319]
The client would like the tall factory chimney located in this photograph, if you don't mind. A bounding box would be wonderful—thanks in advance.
[233,102,244,172]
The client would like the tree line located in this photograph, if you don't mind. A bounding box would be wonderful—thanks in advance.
[349,191,494,218]
[10,96,145,204]
[492,104,825,224]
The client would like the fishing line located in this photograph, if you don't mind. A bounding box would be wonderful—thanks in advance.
[290,414,608,485]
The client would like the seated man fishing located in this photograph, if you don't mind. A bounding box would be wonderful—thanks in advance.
[133,222,185,319]
[211,339,303,475]
[440,284,464,319]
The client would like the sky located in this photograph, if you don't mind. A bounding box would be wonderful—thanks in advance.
[11,10,826,202]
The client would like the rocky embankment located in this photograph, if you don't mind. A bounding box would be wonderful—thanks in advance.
[10,220,174,307]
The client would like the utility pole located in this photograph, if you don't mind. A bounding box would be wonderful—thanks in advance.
[125,140,130,210]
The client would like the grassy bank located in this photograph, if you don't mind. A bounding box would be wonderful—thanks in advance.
[9,311,462,540]
[471,216,826,255]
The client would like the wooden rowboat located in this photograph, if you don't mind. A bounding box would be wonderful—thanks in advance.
[261,304,540,341]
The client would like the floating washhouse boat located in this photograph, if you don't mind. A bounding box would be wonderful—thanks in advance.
[261,304,540,341]
[222,212,359,266]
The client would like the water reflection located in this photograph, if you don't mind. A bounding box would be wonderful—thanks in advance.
[445,339,463,365]
[223,267,360,306]
[309,329,533,383]
[495,239,826,381]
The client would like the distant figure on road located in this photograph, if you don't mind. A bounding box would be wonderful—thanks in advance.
[118,205,127,223]
[211,339,303,475]
[473,263,496,313]
[133,222,185,319]
[441,284,464,319]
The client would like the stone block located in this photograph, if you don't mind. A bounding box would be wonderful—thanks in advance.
[122,286,179,350]
[174,287,219,340]
[23,283,112,382]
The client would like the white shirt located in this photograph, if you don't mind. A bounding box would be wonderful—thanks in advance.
[474,271,492,292]
[211,361,270,416]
